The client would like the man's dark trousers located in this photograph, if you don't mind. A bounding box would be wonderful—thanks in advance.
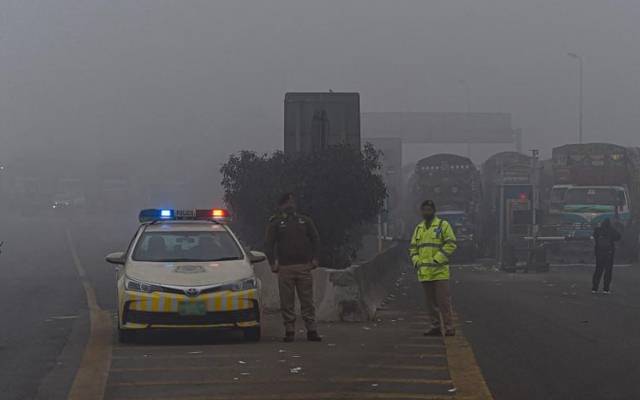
[593,252,614,291]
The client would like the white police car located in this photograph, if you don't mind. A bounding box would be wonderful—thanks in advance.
[105,208,265,343]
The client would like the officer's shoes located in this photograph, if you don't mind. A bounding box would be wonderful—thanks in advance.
[283,332,295,343]
[603,290,611,295]
[307,331,323,342]
[423,327,442,336]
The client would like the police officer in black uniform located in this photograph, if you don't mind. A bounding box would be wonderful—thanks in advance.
[265,193,322,342]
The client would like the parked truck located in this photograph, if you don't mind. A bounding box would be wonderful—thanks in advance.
[544,143,640,261]
[407,154,481,261]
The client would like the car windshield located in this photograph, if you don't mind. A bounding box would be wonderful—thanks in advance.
[132,231,243,262]
[564,188,623,206]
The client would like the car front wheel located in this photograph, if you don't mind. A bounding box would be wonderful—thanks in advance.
[118,328,137,344]
[243,327,261,342]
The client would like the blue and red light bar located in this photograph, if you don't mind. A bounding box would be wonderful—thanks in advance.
[139,208,231,223]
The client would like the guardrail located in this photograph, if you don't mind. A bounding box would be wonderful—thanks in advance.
[255,243,407,322]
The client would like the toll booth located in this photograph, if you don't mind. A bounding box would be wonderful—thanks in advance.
[499,183,548,271]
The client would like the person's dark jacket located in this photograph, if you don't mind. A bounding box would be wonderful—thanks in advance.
[593,222,621,255]
[265,212,320,266]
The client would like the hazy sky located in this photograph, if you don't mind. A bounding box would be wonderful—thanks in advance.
[1,0,639,184]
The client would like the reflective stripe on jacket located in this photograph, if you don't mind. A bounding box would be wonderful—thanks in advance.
[409,217,457,281]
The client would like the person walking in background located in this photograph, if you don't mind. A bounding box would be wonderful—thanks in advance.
[592,218,621,294]
[409,200,458,336]
[265,193,322,342]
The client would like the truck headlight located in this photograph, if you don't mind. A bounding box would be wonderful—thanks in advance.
[125,277,162,293]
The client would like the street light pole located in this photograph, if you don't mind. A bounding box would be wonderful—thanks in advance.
[568,53,583,144]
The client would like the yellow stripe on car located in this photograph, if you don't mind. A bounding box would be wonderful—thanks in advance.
[151,295,159,312]
[123,289,257,313]
[129,292,138,311]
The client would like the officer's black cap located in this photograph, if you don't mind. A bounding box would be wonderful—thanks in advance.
[421,199,436,211]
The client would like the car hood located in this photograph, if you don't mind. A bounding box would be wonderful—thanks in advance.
[125,259,254,287]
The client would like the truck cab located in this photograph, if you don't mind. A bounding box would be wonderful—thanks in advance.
[551,184,631,238]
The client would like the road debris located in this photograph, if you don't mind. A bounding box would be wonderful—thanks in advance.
[48,315,79,320]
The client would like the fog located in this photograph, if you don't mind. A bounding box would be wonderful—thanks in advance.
[1,0,639,201]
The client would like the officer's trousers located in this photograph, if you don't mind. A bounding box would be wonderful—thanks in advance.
[422,280,453,331]
[278,264,317,332]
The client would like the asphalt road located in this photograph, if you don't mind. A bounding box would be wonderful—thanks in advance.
[0,213,135,400]
[0,215,85,400]
[452,264,640,400]
[2,212,639,400]
[1,214,463,400]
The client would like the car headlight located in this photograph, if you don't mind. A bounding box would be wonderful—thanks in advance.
[125,277,162,293]
[229,277,257,291]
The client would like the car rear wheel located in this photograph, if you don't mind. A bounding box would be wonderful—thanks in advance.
[243,327,261,342]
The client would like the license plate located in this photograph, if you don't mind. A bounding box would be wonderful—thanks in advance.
[178,302,206,316]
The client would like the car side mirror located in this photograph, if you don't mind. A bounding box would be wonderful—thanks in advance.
[249,251,267,264]
[105,251,125,265]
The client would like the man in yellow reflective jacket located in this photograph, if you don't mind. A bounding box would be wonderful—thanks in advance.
[409,200,457,336]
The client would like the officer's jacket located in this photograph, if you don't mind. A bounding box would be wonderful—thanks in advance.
[409,217,457,281]
[265,212,320,266]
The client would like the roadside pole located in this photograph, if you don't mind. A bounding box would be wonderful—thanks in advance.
[529,149,540,267]
[497,163,505,267]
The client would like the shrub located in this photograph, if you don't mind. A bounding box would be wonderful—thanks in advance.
[220,144,387,268]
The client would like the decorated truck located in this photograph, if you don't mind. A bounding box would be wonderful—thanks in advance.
[407,154,481,261]
[545,143,640,261]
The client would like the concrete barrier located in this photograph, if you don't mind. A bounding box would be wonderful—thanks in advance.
[255,243,407,322]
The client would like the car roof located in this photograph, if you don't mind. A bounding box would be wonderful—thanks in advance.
[142,221,228,233]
